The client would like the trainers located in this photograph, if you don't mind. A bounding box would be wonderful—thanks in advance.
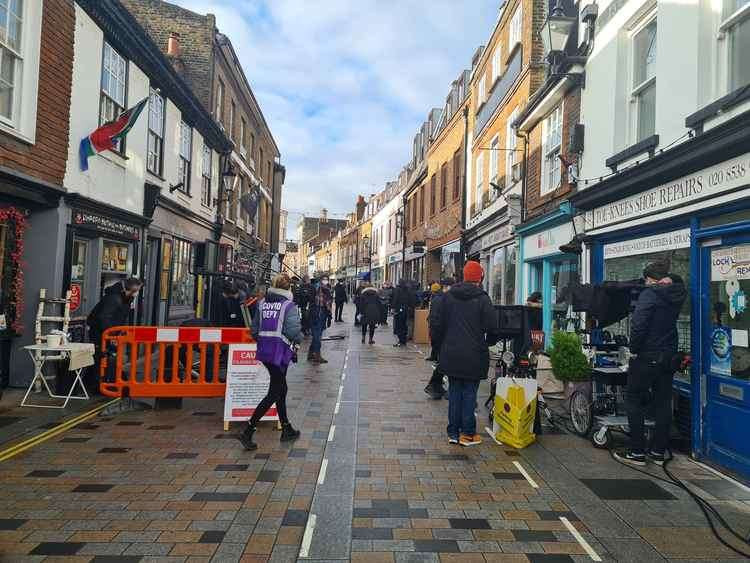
[647,450,668,466]
[613,449,646,466]
[280,423,301,442]
[448,436,459,444]
[459,434,482,447]
[238,426,258,451]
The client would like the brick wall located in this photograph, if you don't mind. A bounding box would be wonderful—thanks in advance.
[524,87,581,221]
[0,0,74,187]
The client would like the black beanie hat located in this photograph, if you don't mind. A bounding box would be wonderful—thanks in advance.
[643,260,670,280]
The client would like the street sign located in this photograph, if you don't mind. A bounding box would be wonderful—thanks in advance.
[223,343,278,424]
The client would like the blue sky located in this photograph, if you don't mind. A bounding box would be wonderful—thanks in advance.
[171,0,500,238]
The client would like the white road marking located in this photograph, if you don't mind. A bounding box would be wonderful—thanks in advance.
[328,425,336,442]
[485,427,502,445]
[317,459,328,485]
[334,402,340,414]
[560,516,602,561]
[299,513,317,558]
[512,461,539,489]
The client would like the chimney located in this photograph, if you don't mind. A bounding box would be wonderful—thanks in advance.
[167,32,185,76]
[356,195,366,221]
[320,208,328,223]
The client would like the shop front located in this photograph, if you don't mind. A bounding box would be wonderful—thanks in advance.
[516,206,577,342]
[574,127,750,480]
[386,253,402,284]
[371,256,383,287]
[403,245,426,287]
[430,239,461,284]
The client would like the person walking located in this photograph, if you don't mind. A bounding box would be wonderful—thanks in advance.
[308,278,332,364]
[614,261,687,466]
[239,274,303,451]
[358,284,382,344]
[391,279,415,347]
[432,262,498,446]
[334,279,348,322]
[378,282,393,326]
[424,282,443,361]
[219,282,245,327]
[424,277,454,398]
[294,276,313,337]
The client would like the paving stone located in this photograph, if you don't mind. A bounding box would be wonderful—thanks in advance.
[77,543,131,555]
[394,554,439,563]
[72,484,114,493]
[0,518,26,530]
[353,528,395,540]
[122,542,174,556]
[29,542,85,556]
[411,540,459,553]
[26,470,66,477]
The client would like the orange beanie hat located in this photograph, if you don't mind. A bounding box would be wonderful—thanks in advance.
[463,260,484,283]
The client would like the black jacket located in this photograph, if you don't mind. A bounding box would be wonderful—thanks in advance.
[357,287,382,325]
[87,282,133,338]
[391,283,416,312]
[428,292,445,345]
[630,277,687,357]
[334,283,348,304]
[220,295,245,327]
[434,283,498,381]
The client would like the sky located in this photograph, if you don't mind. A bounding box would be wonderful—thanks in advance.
[171,0,500,239]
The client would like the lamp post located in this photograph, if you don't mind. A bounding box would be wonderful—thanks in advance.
[540,0,577,66]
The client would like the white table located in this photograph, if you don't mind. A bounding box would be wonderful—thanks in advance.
[21,343,95,408]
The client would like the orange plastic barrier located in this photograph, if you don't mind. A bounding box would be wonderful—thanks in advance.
[99,326,253,398]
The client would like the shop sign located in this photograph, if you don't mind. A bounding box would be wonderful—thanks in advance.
[466,238,483,257]
[603,229,690,259]
[523,222,574,259]
[72,209,140,240]
[223,343,278,422]
[587,152,750,229]
[711,246,750,281]
[69,284,82,313]
[387,254,401,264]
[481,226,510,250]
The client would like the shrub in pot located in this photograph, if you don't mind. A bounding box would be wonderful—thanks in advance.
[549,331,591,398]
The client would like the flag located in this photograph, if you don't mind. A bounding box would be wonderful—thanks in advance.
[79,98,148,171]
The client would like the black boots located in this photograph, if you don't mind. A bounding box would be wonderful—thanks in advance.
[280,423,301,442]
[239,425,257,451]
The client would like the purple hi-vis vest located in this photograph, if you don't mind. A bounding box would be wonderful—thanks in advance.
[257,299,294,367]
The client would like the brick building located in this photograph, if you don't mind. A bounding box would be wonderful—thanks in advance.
[0,1,75,385]
[122,0,284,277]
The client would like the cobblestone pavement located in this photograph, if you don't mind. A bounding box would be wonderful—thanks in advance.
[1,307,749,562]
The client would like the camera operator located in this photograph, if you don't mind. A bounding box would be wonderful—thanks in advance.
[615,260,686,467]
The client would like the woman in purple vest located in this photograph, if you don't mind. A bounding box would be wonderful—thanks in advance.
[239,274,303,451]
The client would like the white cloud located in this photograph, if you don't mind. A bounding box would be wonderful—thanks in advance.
[170,0,499,236]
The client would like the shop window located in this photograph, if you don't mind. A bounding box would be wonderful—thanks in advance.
[529,261,543,295]
[160,239,172,300]
[201,144,212,208]
[147,88,164,176]
[171,238,194,309]
[100,42,127,153]
[101,241,129,273]
[631,18,657,143]
[723,1,750,92]
[603,247,691,354]
[490,245,517,305]
[541,106,562,195]
[178,121,192,195]
[491,247,505,304]
[701,209,750,229]
[71,239,88,315]
[550,259,579,333]
[504,245,517,305]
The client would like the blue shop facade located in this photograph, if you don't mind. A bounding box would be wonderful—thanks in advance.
[571,109,750,481]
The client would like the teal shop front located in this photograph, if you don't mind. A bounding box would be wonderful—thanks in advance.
[516,204,578,345]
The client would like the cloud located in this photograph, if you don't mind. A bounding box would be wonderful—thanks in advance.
[170,0,499,236]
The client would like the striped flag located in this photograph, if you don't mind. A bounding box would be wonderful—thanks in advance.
[79,98,148,171]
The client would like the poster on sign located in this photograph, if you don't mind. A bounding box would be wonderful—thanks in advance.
[223,343,278,428]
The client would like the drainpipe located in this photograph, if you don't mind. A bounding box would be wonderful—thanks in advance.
[518,130,529,224]
[401,194,407,281]
[458,105,470,275]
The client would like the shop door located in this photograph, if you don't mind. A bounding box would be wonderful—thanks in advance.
[702,238,750,477]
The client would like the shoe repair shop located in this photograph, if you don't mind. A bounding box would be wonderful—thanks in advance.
[572,117,750,480]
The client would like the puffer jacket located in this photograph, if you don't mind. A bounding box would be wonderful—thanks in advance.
[358,287,382,325]
[629,275,687,358]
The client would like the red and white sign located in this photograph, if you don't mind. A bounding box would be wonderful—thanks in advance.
[70,284,82,313]
[223,343,278,423]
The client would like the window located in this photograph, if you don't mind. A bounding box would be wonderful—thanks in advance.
[430,175,436,216]
[489,134,499,188]
[722,1,750,92]
[506,107,519,184]
[478,74,486,105]
[440,163,448,209]
[240,117,247,156]
[250,132,255,162]
[0,0,22,124]
[492,44,503,83]
[216,78,225,125]
[239,177,248,223]
[509,4,523,48]
[541,105,562,195]
[201,144,212,207]
[229,99,236,141]
[147,88,164,176]
[100,42,127,152]
[453,150,462,200]
[259,148,264,180]
[170,238,195,309]
[177,121,192,195]
[474,153,484,214]
[631,19,657,142]
[419,185,425,222]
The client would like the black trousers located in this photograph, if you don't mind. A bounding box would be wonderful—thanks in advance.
[361,322,376,340]
[626,356,673,453]
[249,363,289,427]
[394,310,407,344]
[335,301,345,321]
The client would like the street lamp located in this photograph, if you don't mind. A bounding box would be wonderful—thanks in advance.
[540,0,576,63]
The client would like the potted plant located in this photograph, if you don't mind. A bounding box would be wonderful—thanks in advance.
[549,330,591,397]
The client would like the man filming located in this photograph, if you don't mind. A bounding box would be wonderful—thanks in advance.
[615,260,686,467]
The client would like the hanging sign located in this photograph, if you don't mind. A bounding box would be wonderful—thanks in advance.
[223,343,278,424]
[710,326,732,376]
[69,284,82,313]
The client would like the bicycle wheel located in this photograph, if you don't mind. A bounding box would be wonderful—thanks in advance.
[569,390,592,436]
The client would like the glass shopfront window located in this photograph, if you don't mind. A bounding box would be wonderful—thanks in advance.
[550,258,579,332]
[171,238,195,309]
[490,244,517,305]
[440,241,461,282]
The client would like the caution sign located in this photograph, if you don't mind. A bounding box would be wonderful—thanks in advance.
[223,343,278,424]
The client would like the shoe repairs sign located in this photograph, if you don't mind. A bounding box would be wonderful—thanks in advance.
[224,343,278,425]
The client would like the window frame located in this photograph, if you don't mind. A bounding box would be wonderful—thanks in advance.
[147,87,165,177]
[509,4,523,49]
[505,107,519,185]
[177,121,193,196]
[453,150,461,201]
[478,73,487,106]
[216,78,225,126]
[720,1,750,93]
[540,105,563,196]
[170,237,195,311]
[630,16,657,144]
[430,174,437,216]
[201,143,212,208]
[491,43,503,83]
[475,152,484,214]
[489,134,500,187]
[99,41,128,155]
[0,0,24,127]
[419,185,425,223]
[440,162,448,209]
[229,99,236,142]
[240,117,247,157]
